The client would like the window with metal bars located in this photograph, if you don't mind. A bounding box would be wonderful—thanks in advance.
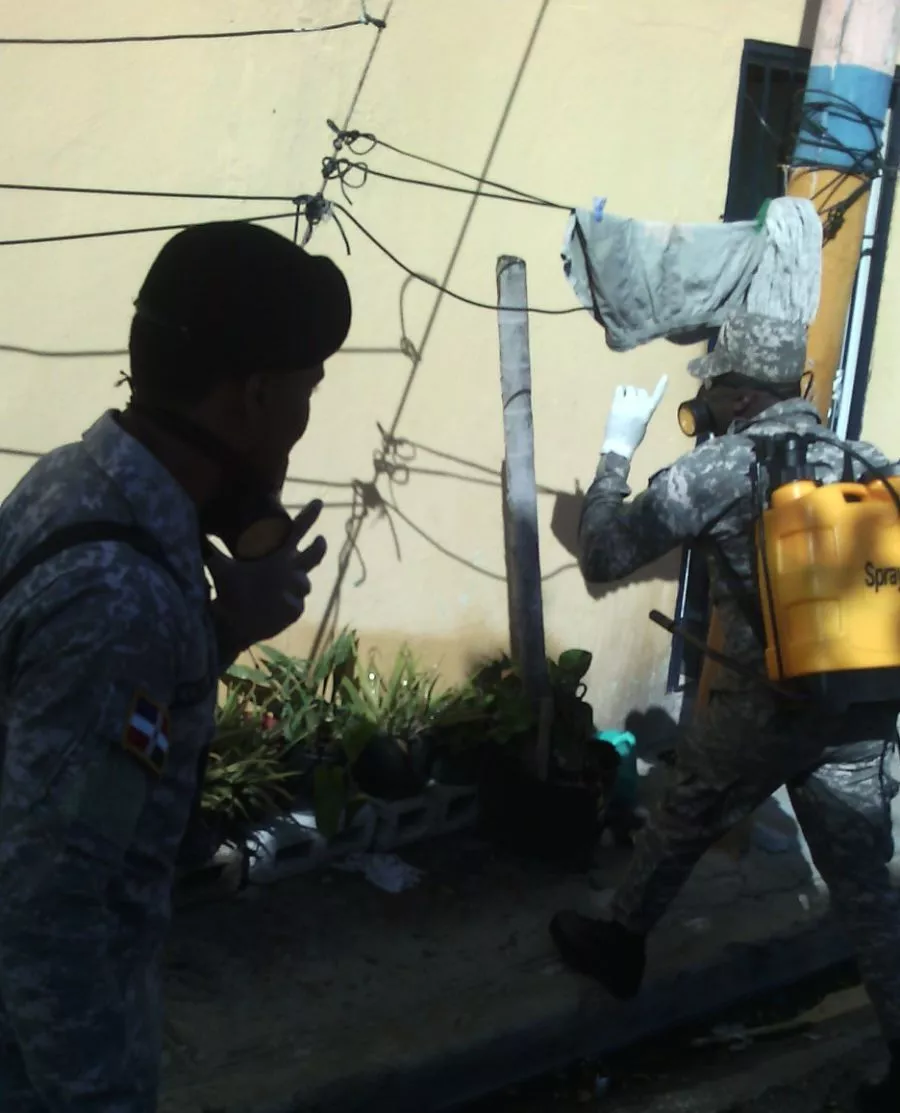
[665,39,900,693]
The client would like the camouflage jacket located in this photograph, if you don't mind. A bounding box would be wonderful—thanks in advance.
[0,411,220,1109]
[579,399,894,692]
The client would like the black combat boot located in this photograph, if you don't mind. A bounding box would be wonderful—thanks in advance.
[549,910,646,999]
[857,1042,900,1112]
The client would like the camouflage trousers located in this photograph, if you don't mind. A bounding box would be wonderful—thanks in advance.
[611,689,900,1041]
[0,953,162,1113]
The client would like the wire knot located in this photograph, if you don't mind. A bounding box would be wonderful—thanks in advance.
[303,193,332,226]
[321,156,369,202]
[326,119,377,155]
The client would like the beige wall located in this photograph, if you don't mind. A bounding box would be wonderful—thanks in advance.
[2,0,881,728]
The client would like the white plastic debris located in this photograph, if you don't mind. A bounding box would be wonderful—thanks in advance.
[333,852,424,894]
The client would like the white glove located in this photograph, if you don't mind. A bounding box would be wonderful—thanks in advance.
[601,376,668,461]
[206,500,327,649]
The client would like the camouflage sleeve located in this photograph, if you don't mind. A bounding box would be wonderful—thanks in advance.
[0,574,178,1109]
[579,443,748,583]
[851,438,900,481]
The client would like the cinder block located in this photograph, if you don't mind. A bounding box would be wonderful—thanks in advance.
[427,783,478,836]
[372,794,433,851]
[173,841,248,908]
[247,811,327,884]
[247,804,376,884]
[323,804,377,862]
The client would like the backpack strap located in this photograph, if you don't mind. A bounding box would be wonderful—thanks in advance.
[0,521,181,605]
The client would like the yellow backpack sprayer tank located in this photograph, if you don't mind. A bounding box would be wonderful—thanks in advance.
[754,432,900,708]
[650,431,900,710]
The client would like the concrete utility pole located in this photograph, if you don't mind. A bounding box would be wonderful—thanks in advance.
[696,0,900,853]
[496,256,552,781]
[788,0,900,417]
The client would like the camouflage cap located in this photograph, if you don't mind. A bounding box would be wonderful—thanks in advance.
[687,311,808,385]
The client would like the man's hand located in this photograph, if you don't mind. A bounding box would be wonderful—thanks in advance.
[206,500,327,649]
[601,376,668,461]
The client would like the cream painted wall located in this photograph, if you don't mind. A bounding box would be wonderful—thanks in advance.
[0,0,848,727]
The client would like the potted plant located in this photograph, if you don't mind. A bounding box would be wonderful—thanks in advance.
[337,645,440,801]
[471,648,613,868]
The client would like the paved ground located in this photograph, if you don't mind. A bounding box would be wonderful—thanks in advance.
[158,750,900,1113]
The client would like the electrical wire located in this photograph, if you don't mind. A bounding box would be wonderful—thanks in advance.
[326,119,571,209]
[749,87,895,242]
[0,10,386,46]
[329,202,586,315]
[321,155,573,209]
[0,210,297,247]
[0,181,298,204]
[0,119,586,312]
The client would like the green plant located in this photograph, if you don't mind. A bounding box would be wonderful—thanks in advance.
[208,632,370,838]
[202,680,301,828]
[339,645,440,741]
[431,648,597,779]
[547,649,596,775]
[204,634,598,839]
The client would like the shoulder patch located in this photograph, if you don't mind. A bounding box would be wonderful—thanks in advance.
[122,691,170,776]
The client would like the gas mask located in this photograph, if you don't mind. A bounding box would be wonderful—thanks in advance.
[676,372,812,440]
[128,403,292,560]
[676,383,738,439]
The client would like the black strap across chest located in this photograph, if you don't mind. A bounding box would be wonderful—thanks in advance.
[0,520,180,605]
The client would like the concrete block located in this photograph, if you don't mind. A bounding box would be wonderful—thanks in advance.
[372,794,434,851]
[247,804,377,885]
[428,783,478,836]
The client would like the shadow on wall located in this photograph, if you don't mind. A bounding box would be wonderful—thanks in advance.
[0,343,128,359]
[798,0,823,49]
[0,0,583,663]
[283,436,581,592]
[0,342,404,359]
[0,0,558,665]
[625,704,680,762]
[308,0,556,657]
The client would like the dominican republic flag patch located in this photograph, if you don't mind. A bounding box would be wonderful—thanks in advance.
[122,693,170,776]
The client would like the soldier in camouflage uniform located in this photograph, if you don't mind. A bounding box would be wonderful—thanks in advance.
[0,222,351,1111]
[550,311,900,1112]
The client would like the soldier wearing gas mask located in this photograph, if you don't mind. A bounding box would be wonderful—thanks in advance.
[0,221,351,1111]
[549,310,900,1112]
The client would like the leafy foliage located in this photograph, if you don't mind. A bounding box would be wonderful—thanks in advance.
[202,632,599,837]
